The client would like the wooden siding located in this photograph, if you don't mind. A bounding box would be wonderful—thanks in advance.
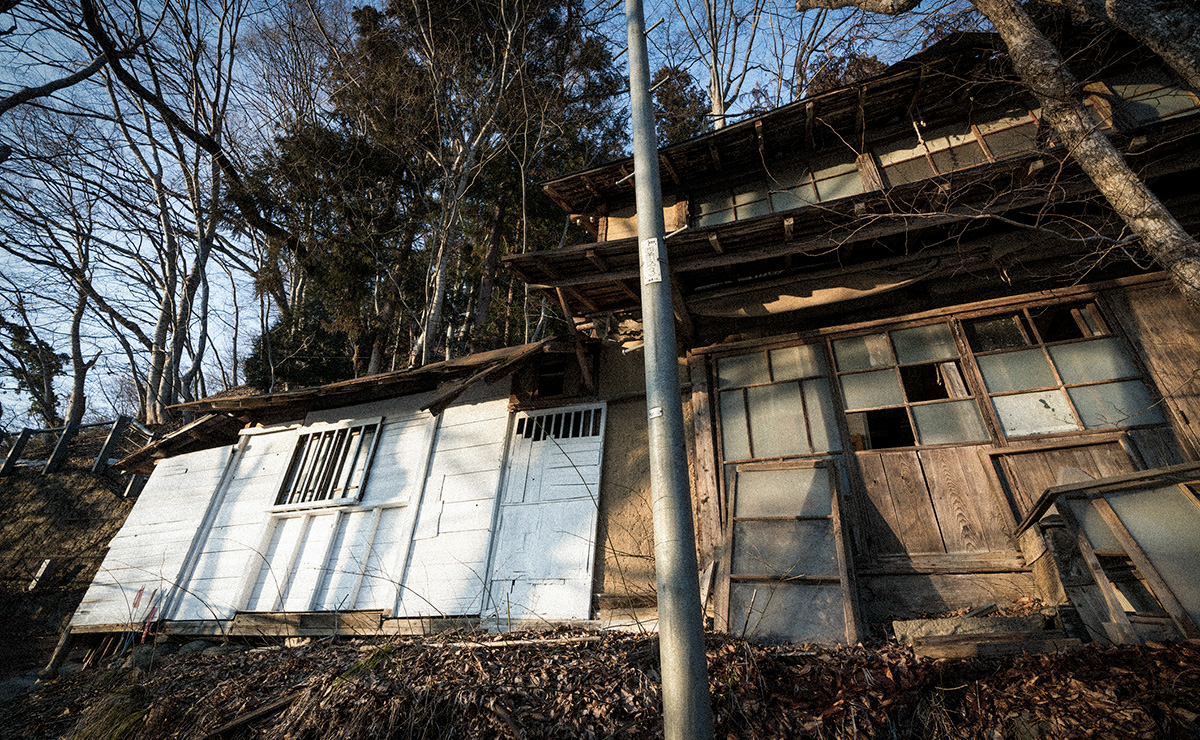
[71,445,233,627]
[396,395,511,617]
[855,445,1015,561]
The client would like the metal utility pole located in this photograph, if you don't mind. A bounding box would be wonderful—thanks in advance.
[624,0,714,737]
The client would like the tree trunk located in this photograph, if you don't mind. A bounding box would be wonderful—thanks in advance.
[973,0,1200,309]
[469,197,506,353]
[1039,0,1200,90]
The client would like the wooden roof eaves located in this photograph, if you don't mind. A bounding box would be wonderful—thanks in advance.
[173,338,567,417]
[115,412,243,475]
[541,41,1006,213]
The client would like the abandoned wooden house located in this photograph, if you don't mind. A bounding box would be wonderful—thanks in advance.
[69,30,1200,649]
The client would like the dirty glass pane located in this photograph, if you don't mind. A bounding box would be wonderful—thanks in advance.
[983,122,1039,157]
[912,400,989,445]
[963,314,1031,352]
[734,186,770,206]
[729,582,845,644]
[881,157,935,188]
[770,182,818,211]
[978,348,1056,392]
[803,378,842,453]
[992,390,1079,436]
[734,467,831,518]
[1049,338,1138,384]
[1112,82,1200,124]
[697,192,732,215]
[1068,380,1165,428]
[737,199,772,220]
[840,369,904,410]
[717,353,769,388]
[814,170,865,201]
[1106,486,1200,626]
[720,390,751,460]
[746,383,809,458]
[931,142,988,173]
[731,520,836,578]
[1063,498,1123,553]
[892,323,957,364]
[833,333,893,371]
[770,344,825,381]
[697,209,736,227]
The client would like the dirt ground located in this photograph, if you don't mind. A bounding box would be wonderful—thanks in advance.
[1,629,1198,740]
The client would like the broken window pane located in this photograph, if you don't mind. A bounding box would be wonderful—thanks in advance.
[992,390,1080,436]
[840,369,904,409]
[770,344,825,381]
[734,467,832,518]
[900,362,956,402]
[803,378,842,453]
[1068,380,1165,428]
[846,408,915,450]
[963,314,1032,352]
[891,323,957,364]
[833,333,893,371]
[1030,303,1095,342]
[978,348,1056,392]
[717,353,769,388]
[1049,338,1139,384]
[720,390,751,460]
[746,383,809,458]
[731,520,837,578]
[912,400,989,445]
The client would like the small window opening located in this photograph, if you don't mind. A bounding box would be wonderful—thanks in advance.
[846,408,915,450]
[900,362,968,402]
[537,359,567,398]
[1096,553,1166,615]
[1030,302,1106,342]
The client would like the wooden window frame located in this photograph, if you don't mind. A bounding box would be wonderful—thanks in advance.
[273,417,383,510]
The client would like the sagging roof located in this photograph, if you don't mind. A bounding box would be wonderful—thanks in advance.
[118,338,571,474]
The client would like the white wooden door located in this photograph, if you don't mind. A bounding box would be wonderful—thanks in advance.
[485,404,606,622]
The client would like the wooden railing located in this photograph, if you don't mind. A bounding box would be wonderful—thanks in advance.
[0,417,157,494]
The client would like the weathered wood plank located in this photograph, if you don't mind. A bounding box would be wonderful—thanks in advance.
[855,453,906,557]
[914,635,1082,659]
[687,354,723,570]
[1127,426,1185,470]
[880,451,945,555]
[921,447,999,554]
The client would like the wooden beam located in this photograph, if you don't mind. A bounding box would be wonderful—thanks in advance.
[541,183,575,213]
[614,280,640,302]
[783,216,794,241]
[708,232,724,254]
[567,286,598,313]
[555,288,596,394]
[669,269,695,343]
[660,154,680,185]
[0,428,32,475]
[708,140,722,171]
[585,249,609,271]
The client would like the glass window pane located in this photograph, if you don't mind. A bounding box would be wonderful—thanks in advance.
[881,157,934,188]
[697,193,731,215]
[1049,338,1139,384]
[734,467,832,518]
[736,198,772,219]
[840,369,904,410]
[978,348,1056,392]
[992,390,1080,436]
[982,122,1039,157]
[833,333,893,371]
[1106,486,1200,626]
[931,141,987,172]
[720,390,751,460]
[728,582,845,644]
[803,378,842,453]
[891,323,957,364]
[912,400,989,445]
[1063,498,1123,553]
[697,209,735,227]
[770,182,817,211]
[770,344,824,381]
[1068,380,1165,428]
[717,353,769,388]
[814,170,864,201]
[731,520,837,578]
[733,186,769,206]
[746,383,809,458]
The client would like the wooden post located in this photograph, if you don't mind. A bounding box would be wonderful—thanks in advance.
[0,428,33,476]
[43,420,79,474]
[92,416,131,474]
[39,627,72,679]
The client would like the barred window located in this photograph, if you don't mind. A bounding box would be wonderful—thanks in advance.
[275,419,381,507]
